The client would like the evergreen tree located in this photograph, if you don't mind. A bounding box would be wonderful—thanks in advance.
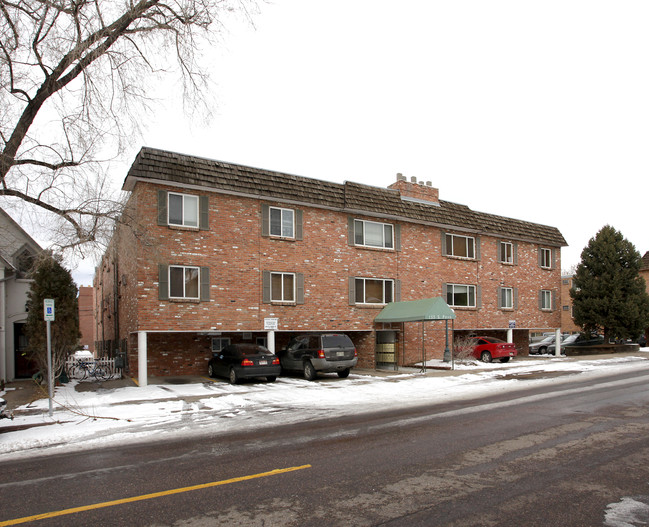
[25,252,81,381]
[570,225,649,342]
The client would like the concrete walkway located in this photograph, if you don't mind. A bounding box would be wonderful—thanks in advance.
[1,352,645,416]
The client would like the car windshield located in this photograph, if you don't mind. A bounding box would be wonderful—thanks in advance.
[234,344,271,356]
[562,335,578,344]
[322,335,352,347]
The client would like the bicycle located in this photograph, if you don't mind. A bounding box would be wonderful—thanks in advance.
[68,359,109,381]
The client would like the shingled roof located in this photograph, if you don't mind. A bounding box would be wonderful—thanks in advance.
[124,147,567,247]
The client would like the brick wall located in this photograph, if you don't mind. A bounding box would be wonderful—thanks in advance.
[97,181,563,376]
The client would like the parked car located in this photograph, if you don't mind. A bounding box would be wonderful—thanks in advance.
[529,335,556,355]
[547,333,604,354]
[278,333,358,380]
[208,343,280,384]
[471,337,517,363]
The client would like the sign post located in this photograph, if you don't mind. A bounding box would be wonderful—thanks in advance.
[43,299,55,417]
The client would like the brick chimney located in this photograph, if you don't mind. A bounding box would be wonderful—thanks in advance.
[388,173,439,205]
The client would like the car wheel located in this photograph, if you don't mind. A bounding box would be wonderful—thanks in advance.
[229,368,240,384]
[266,376,277,382]
[499,357,510,363]
[538,346,547,354]
[480,351,492,363]
[303,361,317,381]
[337,368,350,378]
[208,364,215,378]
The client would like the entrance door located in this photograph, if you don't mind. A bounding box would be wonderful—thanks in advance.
[14,323,37,378]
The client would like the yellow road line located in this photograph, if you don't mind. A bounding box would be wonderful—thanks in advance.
[0,464,311,526]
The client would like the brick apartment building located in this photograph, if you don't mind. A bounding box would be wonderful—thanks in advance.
[95,147,567,380]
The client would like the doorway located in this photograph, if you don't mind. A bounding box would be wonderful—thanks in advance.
[14,322,37,378]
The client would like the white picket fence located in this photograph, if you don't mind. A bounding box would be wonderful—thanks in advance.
[65,356,122,381]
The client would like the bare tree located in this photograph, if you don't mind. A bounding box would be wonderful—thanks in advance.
[0,0,255,252]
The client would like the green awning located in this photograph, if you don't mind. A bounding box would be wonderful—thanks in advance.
[374,297,456,323]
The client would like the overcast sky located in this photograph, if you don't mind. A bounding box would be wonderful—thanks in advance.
[75,0,647,284]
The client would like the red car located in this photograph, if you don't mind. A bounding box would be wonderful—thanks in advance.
[471,337,517,363]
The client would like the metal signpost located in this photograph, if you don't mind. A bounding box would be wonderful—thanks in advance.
[43,299,55,417]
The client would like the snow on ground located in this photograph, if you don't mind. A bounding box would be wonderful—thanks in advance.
[1,352,648,460]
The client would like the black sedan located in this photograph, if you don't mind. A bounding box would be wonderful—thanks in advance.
[208,343,281,384]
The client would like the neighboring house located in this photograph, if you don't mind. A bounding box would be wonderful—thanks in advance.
[641,252,649,342]
[560,274,581,334]
[0,208,42,382]
[95,147,567,379]
[78,286,95,354]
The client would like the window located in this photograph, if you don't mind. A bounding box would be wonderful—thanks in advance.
[169,265,200,299]
[354,219,394,249]
[168,192,199,227]
[540,248,553,269]
[445,234,475,259]
[158,190,208,229]
[211,338,231,353]
[262,271,304,304]
[499,241,514,264]
[354,278,394,304]
[446,284,476,308]
[271,272,295,302]
[499,287,513,309]
[540,290,552,310]
[269,207,295,238]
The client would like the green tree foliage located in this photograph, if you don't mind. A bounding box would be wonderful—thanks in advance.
[25,253,81,381]
[570,225,649,342]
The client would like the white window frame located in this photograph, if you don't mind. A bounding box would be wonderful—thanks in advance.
[211,337,231,353]
[540,248,552,269]
[499,241,514,264]
[269,206,295,238]
[168,192,199,228]
[446,283,477,308]
[501,287,513,309]
[355,278,394,305]
[446,234,475,259]
[270,272,296,302]
[541,289,552,311]
[354,219,394,249]
[169,265,200,300]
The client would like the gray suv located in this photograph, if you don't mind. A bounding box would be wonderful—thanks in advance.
[279,333,357,380]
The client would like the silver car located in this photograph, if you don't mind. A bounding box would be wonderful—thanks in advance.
[279,333,358,380]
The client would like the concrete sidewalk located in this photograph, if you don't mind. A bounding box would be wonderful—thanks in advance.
[1,352,645,416]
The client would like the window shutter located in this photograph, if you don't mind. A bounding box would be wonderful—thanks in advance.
[200,267,210,301]
[199,196,209,230]
[441,232,447,256]
[296,272,304,304]
[262,271,271,303]
[347,217,355,246]
[513,242,519,265]
[551,249,556,270]
[538,291,543,310]
[348,277,356,305]
[476,285,482,309]
[295,209,303,240]
[158,264,168,300]
[497,287,503,309]
[552,291,557,311]
[394,279,401,302]
[513,287,519,310]
[538,248,543,267]
[261,204,270,237]
[475,236,481,260]
[157,191,167,226]
[442,283,449,304]
[394,224,401,251]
